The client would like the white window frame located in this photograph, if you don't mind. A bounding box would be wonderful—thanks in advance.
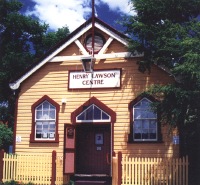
[76,104,111,123]
[35,101,56,140]
[133,98,158,141]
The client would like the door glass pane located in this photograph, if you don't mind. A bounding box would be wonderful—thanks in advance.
[78,112,85,120]
[86,106,93,120]
[102,112,109,120]
[76,104,110,121]
[94,106,101,120]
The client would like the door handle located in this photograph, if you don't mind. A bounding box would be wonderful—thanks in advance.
[106,153,111,165]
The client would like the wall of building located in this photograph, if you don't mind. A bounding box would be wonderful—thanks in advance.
[15,57,178,157]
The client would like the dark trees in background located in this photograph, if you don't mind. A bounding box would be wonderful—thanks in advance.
[125,0,200,184]
[0,0,69,149]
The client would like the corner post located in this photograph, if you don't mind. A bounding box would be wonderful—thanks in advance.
[118,151,122,185]
[51,150,56,185]
[0,150,5,182]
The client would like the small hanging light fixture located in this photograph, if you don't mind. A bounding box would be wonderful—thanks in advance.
[81,57,95,73]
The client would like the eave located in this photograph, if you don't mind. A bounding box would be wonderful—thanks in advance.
[9,17,141,90]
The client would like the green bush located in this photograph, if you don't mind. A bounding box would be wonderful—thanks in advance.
[3,180,34,185]
[0,123,13,151]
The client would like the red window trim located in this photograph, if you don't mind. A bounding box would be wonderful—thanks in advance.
[30,95,60,143]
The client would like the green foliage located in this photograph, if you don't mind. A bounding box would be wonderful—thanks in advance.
[124,0,200,181]
[0,123,13,150]
[0,0,70,129]
[39,26,70,54]
[2,180,34,185]
[125,0,200,132]
[125,0,200,182]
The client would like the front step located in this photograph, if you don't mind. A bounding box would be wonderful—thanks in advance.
[75,180,107,185]
[72,174,111,185]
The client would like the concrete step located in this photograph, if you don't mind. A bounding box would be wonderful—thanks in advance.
[75,180,108,185]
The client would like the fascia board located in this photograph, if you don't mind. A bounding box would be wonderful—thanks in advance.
[95,22,128,46]
[9,23,92,90]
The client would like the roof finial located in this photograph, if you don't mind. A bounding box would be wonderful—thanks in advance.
[92,0,95,18]
[92,0,95,57]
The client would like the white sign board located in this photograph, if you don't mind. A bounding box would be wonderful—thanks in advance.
[69,69,121,89]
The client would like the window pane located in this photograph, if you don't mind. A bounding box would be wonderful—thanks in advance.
[135,99,150,108]
[142,120,149,129]
[94,106,101,120]
[49,132,55,138]
[43,101,49,110]
[50,104,55,109]
[42,132,48,138]
[147,110,157,118]
[134,120,142,129]
[77,112,85,120]
[49,122,55,132]
[43,111,49,119]
[134,120,142,139]
[134,109,141,119]
[35,100,56,140]
[36,111,42,119]
[86,106,93,120]
[141,109,149,118]
[36,133,42,138]
[102,112,109,120]
[142,130,148,139]
[35,121,56,140]
[76,104,110,122]
[133,98,158,141]
[37,104,42,110]
[150,120,157,128]
[49,110,55,119]
[149,129,157,139]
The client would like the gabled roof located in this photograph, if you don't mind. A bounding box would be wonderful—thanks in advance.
[9,17,140,90]
[9,17,134,90]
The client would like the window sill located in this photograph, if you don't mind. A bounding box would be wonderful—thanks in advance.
[30,140,59,143]
[30,133,59,143]
[127,140,163,144]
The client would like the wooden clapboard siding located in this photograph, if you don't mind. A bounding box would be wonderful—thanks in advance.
[106,39,127,53]
[58,42,80,56]
[15,42,178,158]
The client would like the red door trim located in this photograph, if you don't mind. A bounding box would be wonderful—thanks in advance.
[71,96,116,124]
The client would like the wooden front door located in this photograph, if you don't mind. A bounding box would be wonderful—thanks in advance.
[76,124,111,175]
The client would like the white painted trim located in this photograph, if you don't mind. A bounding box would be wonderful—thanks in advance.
[9,22,131,90]
[9,24,92,90]
[75,40,89,55]
[98,37,114,55]
[95,22,128,46]
[50,52,140,62]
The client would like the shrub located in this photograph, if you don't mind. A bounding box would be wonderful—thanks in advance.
[3,180,34,185]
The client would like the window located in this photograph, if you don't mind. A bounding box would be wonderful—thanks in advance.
[30,95,60,143]
[128,95,161,142]
[76,104,111,122]
[133,98,157,141]
[35,101,56,140]
[84,33,105,54]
